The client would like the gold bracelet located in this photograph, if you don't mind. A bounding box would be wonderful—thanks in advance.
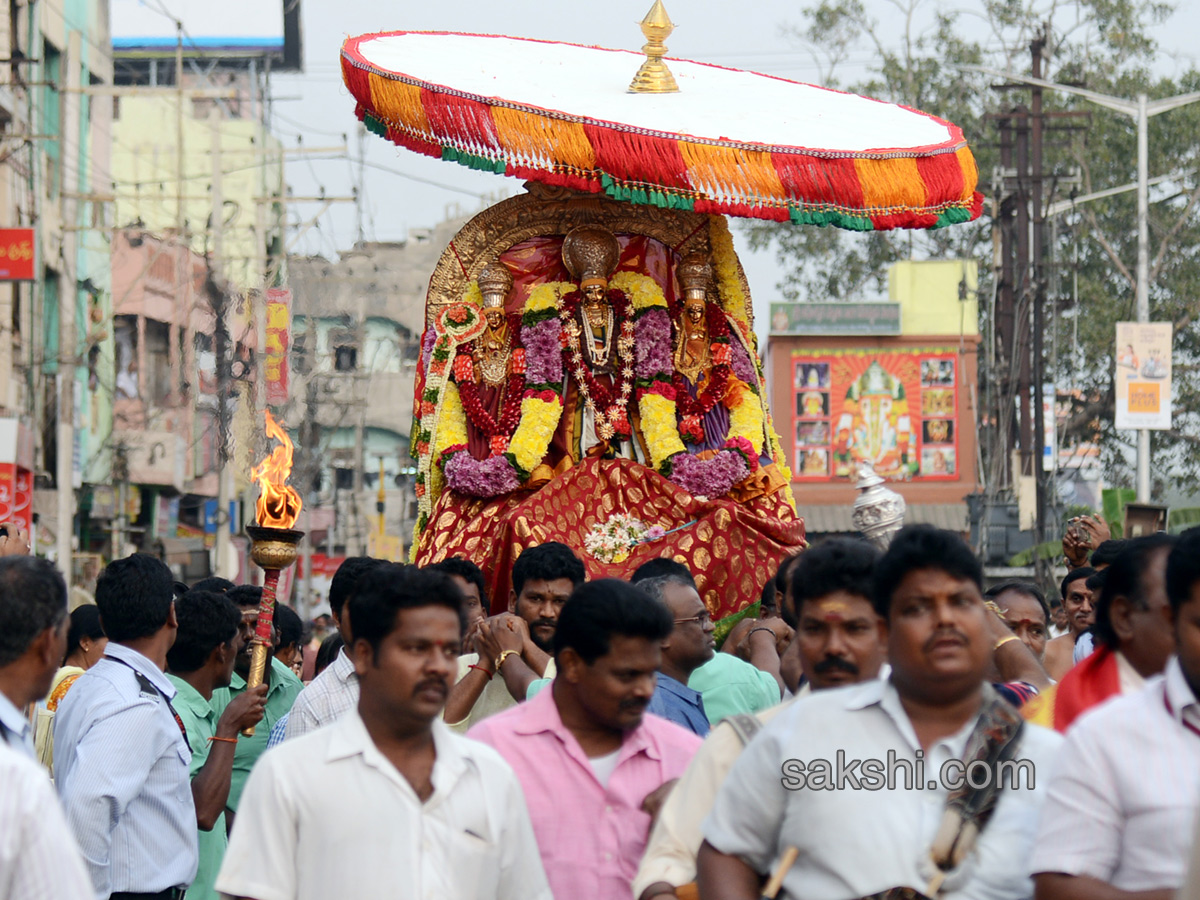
[494,649,520,671]
[994,634,1021,651]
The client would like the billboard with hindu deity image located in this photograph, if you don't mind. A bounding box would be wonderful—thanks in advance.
[791,348,960,482]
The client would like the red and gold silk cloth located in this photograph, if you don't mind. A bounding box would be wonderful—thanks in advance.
[414,457,806,620]
[1022,644,1121,732]
[340,32,982,231]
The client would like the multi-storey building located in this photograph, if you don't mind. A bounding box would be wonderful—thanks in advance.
[0,0,114,579]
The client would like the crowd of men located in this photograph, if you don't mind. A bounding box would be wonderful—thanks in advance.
[2,515,1200,900]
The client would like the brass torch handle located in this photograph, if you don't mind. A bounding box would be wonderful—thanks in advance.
[241,641,270,737]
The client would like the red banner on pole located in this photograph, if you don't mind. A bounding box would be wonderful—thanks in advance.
[264,287,291,406]
[0,229,35,281]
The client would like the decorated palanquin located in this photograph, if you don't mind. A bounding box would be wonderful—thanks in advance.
[340,26,986,619]
[410,186,805,618]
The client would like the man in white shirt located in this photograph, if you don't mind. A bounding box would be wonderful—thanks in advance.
[699,525,1063,900]
[284,557,383,739]
[0,556,69,758]
[55,553,199,899]
[635,537,887,900]
[442,543,584,731]
[0,740,93,900]
[1032,528,1200,900]
[217,564,550,900]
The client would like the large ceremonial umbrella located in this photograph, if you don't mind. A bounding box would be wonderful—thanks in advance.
[340,30,983,231]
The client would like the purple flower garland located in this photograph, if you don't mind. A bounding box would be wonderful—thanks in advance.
[443,452,521,498]
[635,308,673,379]
[668,449,749,498]
[521,318,563,385]
[730,334,758,386]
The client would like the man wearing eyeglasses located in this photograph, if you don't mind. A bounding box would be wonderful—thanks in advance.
[637,574,715,736]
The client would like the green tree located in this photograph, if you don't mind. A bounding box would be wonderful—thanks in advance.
[751,0,1200,495]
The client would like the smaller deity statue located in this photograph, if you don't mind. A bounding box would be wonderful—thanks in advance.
[674,255,713,386]
[450,259,524,461]
[474,261,515,387]
[669,252,740,453]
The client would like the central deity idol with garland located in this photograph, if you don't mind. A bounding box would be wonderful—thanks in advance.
[556,225,641,462]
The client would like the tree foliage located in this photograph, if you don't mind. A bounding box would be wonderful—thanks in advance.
[750,0,1200,496]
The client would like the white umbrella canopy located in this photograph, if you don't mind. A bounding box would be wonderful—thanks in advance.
[341,30,983,231]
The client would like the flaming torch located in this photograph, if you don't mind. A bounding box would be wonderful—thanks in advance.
[243,410,304,736]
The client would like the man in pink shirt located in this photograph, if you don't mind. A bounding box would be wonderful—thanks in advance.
[469,578,702,900]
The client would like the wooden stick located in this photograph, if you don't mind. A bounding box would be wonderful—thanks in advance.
[762,847,799,900]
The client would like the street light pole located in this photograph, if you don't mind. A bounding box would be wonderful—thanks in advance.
[964,66,1200,502]
[1135,93,1151,501]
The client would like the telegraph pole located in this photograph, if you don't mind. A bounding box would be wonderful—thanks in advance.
[211,109,234,577]
[967,66,1200,503]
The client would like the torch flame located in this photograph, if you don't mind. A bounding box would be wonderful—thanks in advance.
[251,411,303,529]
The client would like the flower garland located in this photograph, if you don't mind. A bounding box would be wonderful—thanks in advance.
[452,312,526,455]
[435,282,570,497]
[557,288,636,442]
[709,215,752,331]
[583,513,666,564]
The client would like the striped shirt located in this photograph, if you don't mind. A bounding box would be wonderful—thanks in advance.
[0,741,93,900]
[0,689,34,759]
[54,643,198,899]
[284,649,358,740]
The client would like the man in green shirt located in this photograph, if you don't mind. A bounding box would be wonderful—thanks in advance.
[166,590,267,900]
[211,585,304,819]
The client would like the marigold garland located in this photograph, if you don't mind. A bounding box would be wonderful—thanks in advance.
[612,271,665,312]
[727,382,766,457]
[510,393,564,476]
[639,391,687,470]
[708,215,751,330]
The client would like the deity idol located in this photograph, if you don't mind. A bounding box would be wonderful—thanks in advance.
[671,252,746,452]
[450,260,524,459]
[832,360,915,479]
[558,225,638,460]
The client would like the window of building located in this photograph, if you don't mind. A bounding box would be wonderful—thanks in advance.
[334,345,357,372]
[334,467,355,490]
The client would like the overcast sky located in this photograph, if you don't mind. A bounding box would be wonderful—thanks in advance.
[119,0,1200,337]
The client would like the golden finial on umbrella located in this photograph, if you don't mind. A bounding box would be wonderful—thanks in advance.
[628,0,679,94]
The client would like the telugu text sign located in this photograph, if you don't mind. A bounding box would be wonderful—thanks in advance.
[0,229,35,281]
[1115,322,1172,430]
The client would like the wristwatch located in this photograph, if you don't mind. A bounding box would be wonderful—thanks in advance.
[494,649,520,671]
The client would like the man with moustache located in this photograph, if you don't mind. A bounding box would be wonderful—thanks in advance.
[209,585,302,819]
[638,573,717,736]
[445,542,586,731]
[698,525,1062,900]
[634,537,887,900]
[1032,529,1200,900]
[469,579,701,900]
[216,564,551,900]
[1044,568,1096,680]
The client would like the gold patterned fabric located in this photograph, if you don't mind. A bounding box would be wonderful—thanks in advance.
[415,457,806,620]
